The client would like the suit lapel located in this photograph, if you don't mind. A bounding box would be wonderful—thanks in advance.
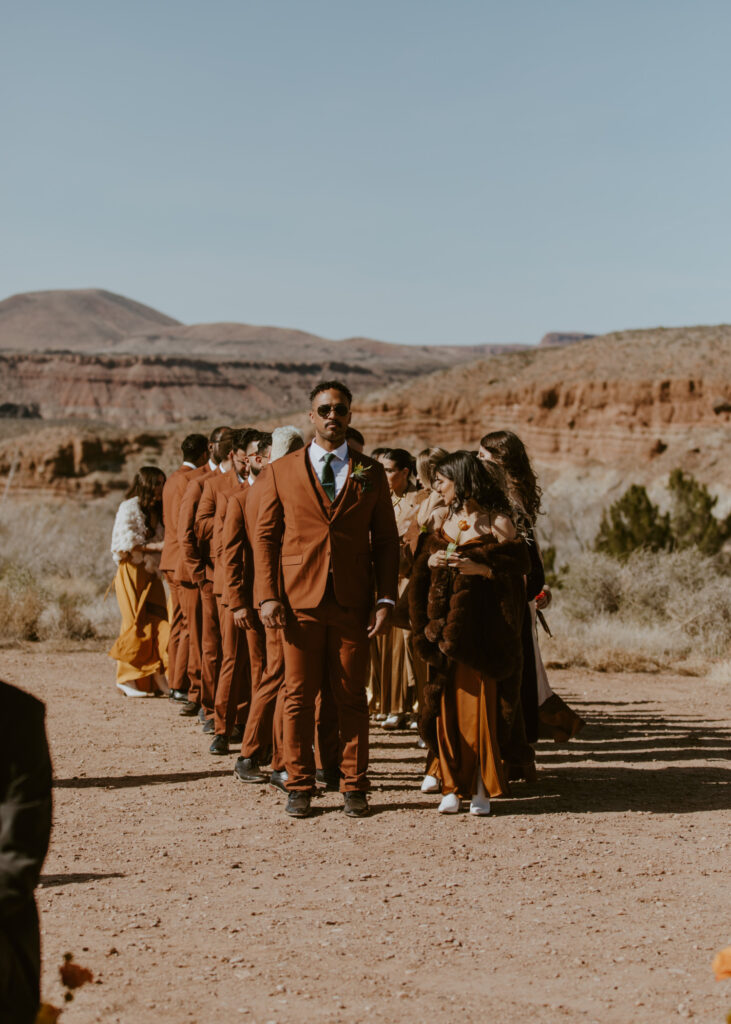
[298,449,330,523]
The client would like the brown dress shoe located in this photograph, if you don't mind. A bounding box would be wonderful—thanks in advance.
[285,791,312,818]
[343,792,370,817]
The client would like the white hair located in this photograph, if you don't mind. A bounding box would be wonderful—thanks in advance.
[270,426,305,462]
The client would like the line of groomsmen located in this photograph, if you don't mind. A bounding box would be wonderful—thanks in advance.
[159,422,359,793]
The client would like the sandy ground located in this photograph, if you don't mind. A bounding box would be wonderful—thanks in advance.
[1,649,729,1024]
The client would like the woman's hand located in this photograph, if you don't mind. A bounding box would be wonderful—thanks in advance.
[446,553,487,576]
[428,550,450,569]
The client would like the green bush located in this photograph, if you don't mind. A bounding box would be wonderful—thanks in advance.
[668,469,731,555]
[594,471,730,560]
[595,484,671,558]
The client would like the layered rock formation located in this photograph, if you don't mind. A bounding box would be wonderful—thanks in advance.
[0,289,522,425]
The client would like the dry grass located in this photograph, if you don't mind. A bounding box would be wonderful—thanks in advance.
[542,549,730,676]
[1,496,729,682]
[0,496,119,644]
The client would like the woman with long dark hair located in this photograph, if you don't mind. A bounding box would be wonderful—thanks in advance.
[479,431,584,752]
[109,466,169,696]
[409,451,532,815]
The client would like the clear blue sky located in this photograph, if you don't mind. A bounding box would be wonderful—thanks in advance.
[3,1,731,345]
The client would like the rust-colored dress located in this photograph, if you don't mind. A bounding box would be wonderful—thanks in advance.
[435,535,509,799]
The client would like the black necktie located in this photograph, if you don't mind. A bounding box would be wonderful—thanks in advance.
[321,452,336,500]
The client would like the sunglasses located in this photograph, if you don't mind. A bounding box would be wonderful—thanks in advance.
[316,403,349,418]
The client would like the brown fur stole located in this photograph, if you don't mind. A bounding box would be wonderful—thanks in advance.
[408,532,530,753]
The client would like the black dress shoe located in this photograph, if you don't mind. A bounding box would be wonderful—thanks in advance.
[202,718,215,734]
[343,792,370,818]
[209,734,230,755]
[285,791,312,818]
[233,757,267,784]
[229,724,244,744]
[168,689,189,703]
[179,700,201,717]
[269,769,289,793]
[316,767,341,791]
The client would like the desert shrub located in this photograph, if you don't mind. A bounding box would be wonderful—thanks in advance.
[544,548,731,672]
[594,485,671,558]
[0,566,47,641]
[594,471,730,560]
[0,496,118,644]
[667,469,731,555]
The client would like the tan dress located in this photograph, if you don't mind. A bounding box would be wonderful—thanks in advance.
[110,561,169,687]
[108,497,169,689]
[369,491,427,716]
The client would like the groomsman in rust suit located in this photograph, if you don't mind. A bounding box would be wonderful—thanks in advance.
[176,427,232,718]
[208,430,263,753]
[160,434,208,702]
[192,433,239,732]
[254,381,399,818]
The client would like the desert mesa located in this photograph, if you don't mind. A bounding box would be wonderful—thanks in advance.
[0,288,729,532]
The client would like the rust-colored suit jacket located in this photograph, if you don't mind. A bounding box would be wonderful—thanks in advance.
[195,469,235,583]
[253,446,399,610]
[160,465,196,574]
[213,474,248,597]
[175,465,213,584]
[221,489,251,610]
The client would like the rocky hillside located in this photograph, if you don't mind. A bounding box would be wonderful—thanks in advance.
[0,291,728,546]
[0,289,522,424]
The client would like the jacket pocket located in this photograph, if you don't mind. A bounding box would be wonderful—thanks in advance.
[281,554,303,566]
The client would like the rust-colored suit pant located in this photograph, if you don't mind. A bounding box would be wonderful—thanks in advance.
[282,596,370,793]
[199,581,221,719]
[243,623,337,772]
[214,600,251,736]
[178,581,202,704]
[164,572,190,693]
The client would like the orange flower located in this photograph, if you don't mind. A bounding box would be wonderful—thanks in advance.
[35,1004,63,1024]
[59,955,94,990]
[712,947,731,981]
[458,519,469,531]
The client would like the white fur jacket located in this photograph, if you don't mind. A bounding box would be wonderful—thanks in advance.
[111,497,163,575]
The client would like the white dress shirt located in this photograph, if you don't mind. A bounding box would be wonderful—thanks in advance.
[309,439,350,497]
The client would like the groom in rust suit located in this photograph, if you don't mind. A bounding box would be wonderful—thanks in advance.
[254,380,399,818]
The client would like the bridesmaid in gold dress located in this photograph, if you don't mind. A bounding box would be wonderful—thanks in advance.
[369,449,426,729]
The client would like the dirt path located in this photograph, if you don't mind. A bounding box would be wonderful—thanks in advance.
[2,650,729,1024]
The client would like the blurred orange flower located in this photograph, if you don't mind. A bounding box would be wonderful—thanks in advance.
[712,947,731,981]
[35,1004,62,1024]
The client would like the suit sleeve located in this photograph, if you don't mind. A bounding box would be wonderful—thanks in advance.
[195,478,218,545]
[212,488,230,570]
[222,496,248,610]
[178,480,206,585]
[369,463,400,603]
[252,467,284,604]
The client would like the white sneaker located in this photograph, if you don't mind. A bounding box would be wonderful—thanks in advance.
[382,713,405,730]
[421,774,441,794]
[116,682,150,697]
[438,793,460,814]
[469,775,491,816]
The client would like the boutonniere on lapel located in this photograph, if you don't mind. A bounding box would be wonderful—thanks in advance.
[351,463,373,495]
